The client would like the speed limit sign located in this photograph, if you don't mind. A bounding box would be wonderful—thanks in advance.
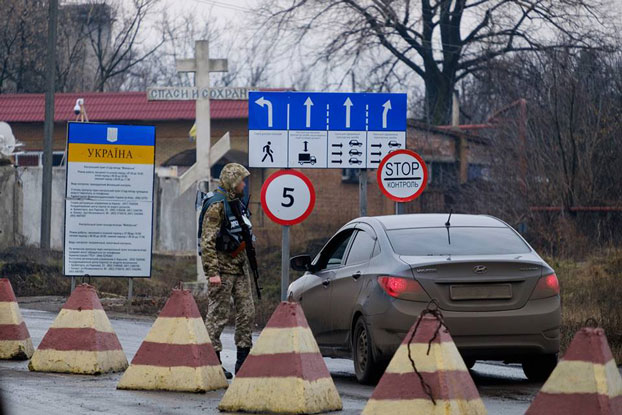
[260,169,315,226]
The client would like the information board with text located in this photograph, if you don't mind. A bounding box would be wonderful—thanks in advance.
[248,91,407,169]
[63,122,155,277]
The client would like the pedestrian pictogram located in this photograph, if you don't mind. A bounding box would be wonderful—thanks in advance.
[377,149,428,202]
[261,170,315,226]
[261,141,274,163]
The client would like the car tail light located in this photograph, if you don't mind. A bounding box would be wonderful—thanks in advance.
[530,273,560,299]
[378,276,429,301]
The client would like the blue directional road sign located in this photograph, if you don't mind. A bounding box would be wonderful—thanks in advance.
[248,91,407,169]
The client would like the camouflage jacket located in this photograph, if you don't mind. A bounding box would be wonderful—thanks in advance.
[200,163,251,278]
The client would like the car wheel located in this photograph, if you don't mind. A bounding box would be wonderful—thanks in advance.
[522,354,557,382]
[352,317,385,385]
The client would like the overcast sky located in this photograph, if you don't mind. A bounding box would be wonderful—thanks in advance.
[161,0,252,21]
[154,0,303,88]
[154,0,398,91]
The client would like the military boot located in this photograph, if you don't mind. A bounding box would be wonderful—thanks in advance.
[216,351,233,379]
[235,347,251,374]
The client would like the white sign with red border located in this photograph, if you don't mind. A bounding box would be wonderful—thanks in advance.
[377,149,428,202]
[261,170,316,226]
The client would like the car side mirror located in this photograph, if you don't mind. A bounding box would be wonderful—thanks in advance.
[290,254,312,272]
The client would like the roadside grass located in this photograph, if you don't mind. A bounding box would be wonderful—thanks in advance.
[0,247,196,315]
[0,245,299,326]
[550,248,622,362]
[2,245,621,363]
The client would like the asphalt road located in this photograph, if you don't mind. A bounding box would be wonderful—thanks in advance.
[1,307,544,414]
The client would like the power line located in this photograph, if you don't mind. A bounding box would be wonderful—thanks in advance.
[194,0,250,13]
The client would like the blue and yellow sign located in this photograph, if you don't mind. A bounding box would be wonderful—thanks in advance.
[67,123,155,164]
[64,122,156,278]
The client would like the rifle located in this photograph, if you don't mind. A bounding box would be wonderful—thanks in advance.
[230,198,262,300]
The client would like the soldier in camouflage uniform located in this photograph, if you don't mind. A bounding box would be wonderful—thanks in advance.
[200,163,255,378]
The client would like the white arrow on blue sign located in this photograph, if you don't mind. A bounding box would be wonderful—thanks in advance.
[248,91,407,169]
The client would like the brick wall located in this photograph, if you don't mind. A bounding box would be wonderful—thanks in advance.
[8,118,487,254]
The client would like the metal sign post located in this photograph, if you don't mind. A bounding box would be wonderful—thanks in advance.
[260,170,316,301]
[281,226,290,301]
[359,168,367,217]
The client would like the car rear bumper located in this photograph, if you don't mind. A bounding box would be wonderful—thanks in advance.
[367,295,561,362]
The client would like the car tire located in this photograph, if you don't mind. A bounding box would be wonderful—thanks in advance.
[352,317,385,385]
[522,354,557,382]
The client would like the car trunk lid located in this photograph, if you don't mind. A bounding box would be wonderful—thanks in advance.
[401,254,545,311]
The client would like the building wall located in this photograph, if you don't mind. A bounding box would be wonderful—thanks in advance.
[2,119,489,255]
[155,176,197,252]
[0,166,17,247]
[0,165,444,254]
[10,118,250,167]
[16,167,66,249]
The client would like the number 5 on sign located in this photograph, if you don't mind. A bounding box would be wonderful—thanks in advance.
[281,187,295,208]
[261,170,315,226]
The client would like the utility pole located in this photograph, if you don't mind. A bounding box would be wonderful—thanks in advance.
[40,0,58,250]
[352,72,368,218]
[359,169,367,216]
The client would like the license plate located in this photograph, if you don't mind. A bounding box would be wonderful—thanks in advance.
[450,284,512,300]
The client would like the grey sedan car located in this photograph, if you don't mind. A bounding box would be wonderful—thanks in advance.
[288,214,561,384]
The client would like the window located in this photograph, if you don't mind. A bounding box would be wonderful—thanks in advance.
[316,230,354,270]
[468,164,490,181]
[327,237,352,267]
[387,227,531,256]
[15,153,39,166]
[15,151,65,167]
[345,231,376,265]
[428,162,458,188]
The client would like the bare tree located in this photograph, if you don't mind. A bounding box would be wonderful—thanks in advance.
[454,46,622,252]
[0,0,46,93]
[85,0,165,91]
[214,34,276,88]
[257,0,616,124]
[125,8,279,91]
[0,0,168,93]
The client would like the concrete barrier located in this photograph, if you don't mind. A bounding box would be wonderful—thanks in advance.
[0,278,34,360]
[218,301,342,414]
[117,288,227,392]
[28,284,128,374]
[363,314,487,415]
[526,326,622,414]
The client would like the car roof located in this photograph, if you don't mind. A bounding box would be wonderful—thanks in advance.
[369,213,508,230]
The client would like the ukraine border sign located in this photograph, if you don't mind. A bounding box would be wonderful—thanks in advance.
[63,122,156,278]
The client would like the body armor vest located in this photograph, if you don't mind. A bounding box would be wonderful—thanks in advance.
[197,188,253,254]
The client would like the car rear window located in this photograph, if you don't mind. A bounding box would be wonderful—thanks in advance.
[387,227,531,256]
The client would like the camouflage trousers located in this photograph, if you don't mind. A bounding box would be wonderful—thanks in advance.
[205,272,255,352]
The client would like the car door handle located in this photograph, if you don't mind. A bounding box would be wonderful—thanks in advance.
[322,279,330,287]
[351,271,362,280]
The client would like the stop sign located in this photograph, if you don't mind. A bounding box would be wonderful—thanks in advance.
[377,149,428,202]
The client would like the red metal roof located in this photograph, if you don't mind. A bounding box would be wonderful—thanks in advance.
[0,91,252,122]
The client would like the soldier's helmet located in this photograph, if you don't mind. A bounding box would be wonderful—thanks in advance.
[219,163,250,193]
